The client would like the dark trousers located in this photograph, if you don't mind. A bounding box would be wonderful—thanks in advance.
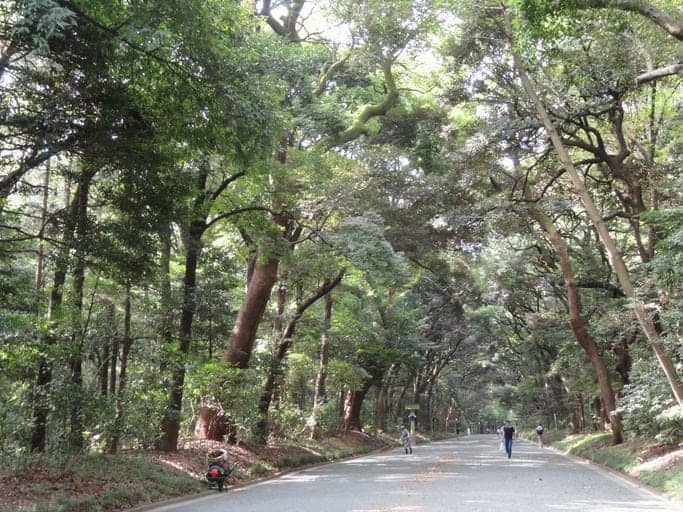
[505,438,513,458]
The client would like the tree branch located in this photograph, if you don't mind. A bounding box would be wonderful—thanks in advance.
[635,63,683,85]
[325,58,399,148]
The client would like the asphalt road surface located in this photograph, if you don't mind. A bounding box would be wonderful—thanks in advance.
[145,435,682,512]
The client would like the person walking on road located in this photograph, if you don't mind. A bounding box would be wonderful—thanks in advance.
[400,425,412,454]
[536,423,545,447]
[502,420,515,459]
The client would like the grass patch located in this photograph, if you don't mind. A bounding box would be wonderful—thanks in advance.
[0,452,204,512]
[640,465,683,500]
[247,463,272,477]
[540,431,683,500]
[277,453,324,468]
[554,432,612,454]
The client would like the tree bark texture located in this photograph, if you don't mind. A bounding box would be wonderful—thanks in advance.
[223,254,280,369]
[340,384,370,431]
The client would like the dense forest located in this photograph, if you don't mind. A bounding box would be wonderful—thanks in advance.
[1,0,681,459]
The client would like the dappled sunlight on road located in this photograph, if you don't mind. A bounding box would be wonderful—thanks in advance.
[152,435,682,512]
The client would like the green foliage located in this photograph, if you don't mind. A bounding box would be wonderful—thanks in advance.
[12,0,77,53]
[642,204,683,294]
[327,360,371,391]
[619,358,678,439]
[186,363,260,437]
[654,406,683,445]
[330,213,410,287]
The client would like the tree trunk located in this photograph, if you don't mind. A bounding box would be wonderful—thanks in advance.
[254,271,344,443]
[529,206,624,444]
[340,373,375,433]
[159,217,205,451]
[194,407,228,441]
[340,386,369,431]
[34,161,50,290]
[309,294,333,440]
[29,162,52,452]
[107,283,132,454]
[67,169,94,453]
[99,298,115,396]
[30,176,77,452]
[507,15,683,405]
[159,221,174,367]
[223,253,280,369]
[373,363,399,432]
[613,330,634,386]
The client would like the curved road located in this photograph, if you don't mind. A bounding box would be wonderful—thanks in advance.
[146,435,682,512]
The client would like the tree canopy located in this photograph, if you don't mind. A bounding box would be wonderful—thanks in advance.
[0,0,681,455]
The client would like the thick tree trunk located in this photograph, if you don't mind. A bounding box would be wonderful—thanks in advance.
[309,294,333,440]
[223,253,280,369]
[507,16,683,405]
[529,206,624,444]
[194,407,228,441]
[340,385,369,431]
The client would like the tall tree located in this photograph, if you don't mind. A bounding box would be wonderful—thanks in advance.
[503,8,683,404]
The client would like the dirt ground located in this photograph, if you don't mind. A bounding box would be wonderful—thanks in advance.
[0,431,393,512]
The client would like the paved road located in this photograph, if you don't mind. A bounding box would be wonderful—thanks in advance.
[146,435,682,512]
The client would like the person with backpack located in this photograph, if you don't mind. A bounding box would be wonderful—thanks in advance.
[536,423,545,447]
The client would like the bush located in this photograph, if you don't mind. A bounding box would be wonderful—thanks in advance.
[619,358,678,439]
[655,406,683,444]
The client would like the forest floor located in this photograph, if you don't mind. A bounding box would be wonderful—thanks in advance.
[0,430,405,512]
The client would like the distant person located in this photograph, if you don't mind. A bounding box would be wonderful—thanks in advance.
[400,425,412,454]
[536,423,545,447]
[502,420,515,459]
